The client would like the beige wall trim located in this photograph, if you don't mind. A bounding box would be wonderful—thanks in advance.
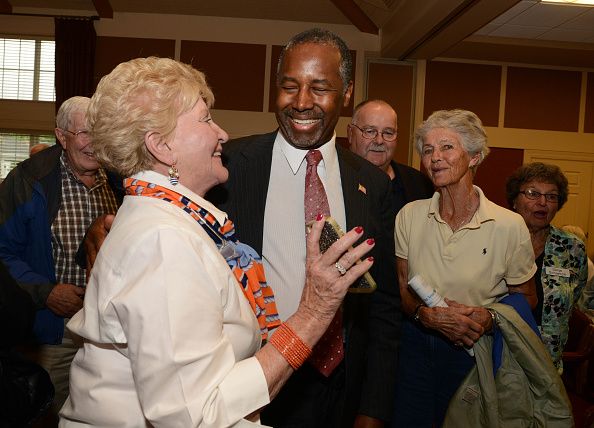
[498,65,507,128]
[434,56,594,73]
[411,59,426,169]
[524,150,594,163]
[263,44,272,113]
[174,39,181,61]
[488,127,594,154]
[94,12,380,49]
[0,100,55,131]
[0,13,60,37]
[579,71,587,134]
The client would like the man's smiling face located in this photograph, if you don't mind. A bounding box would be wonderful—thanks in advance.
[275,42,352,149]
[347,101,398,172]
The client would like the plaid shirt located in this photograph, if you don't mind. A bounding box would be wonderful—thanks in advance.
[51,153,118,288]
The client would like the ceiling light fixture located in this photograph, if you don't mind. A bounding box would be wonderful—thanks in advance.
[540,0,594,5]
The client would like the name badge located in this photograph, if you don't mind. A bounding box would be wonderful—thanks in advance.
[545,266,570,278]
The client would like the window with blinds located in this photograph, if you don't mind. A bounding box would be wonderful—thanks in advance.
[0,133,55,179]
[0,37,55,101]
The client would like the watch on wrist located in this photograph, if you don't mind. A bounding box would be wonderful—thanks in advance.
[413,303,425,323]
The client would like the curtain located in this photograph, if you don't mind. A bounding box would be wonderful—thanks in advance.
[54,17,96,113]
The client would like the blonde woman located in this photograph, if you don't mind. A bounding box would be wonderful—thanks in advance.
[59,57,374,427]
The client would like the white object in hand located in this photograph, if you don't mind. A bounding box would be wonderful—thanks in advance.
[408,274,474,357]
[408,275,448,308]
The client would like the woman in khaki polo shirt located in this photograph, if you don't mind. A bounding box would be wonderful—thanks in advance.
[391,109,537,428]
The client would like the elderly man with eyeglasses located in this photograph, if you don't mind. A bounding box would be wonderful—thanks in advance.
[347,100,434,214]
[0,96,123,424]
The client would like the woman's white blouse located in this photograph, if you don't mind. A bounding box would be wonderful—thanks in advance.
[60,171,270,427]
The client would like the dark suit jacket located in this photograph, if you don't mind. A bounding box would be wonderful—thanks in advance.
[209,131,400,424]
[392,161,434,213]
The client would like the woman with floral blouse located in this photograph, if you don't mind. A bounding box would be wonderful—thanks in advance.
[506,162,587,372]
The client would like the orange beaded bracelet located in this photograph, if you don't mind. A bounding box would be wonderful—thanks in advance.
[269,323,312,370]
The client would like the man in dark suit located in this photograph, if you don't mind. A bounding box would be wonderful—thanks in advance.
[347,100,434,213]
[210,29,400,428]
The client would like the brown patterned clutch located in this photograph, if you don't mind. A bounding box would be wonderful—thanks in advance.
[311,216,377,294]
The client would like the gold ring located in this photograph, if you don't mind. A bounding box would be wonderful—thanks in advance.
[335,262,347,275]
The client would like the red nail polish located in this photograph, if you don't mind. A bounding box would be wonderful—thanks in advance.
[367,256,374,262]
[367,238,375,245]
[355,226,363,234]
[316,213,324,221]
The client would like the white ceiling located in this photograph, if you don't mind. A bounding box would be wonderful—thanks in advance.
[475,0,594,43]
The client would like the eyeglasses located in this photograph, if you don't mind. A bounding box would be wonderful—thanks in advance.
[519,189,560,203]
[62,129,90,139]
[350,124,397,142]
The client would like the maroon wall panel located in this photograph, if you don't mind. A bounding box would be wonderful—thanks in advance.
[585,72,594,134]
[267,45,283,114]
[181,40,266,112]
[505,67,581,132]
[94,36,175,88]
[474,147,524,208]
[366,62,414,165]
[424,61,501,126]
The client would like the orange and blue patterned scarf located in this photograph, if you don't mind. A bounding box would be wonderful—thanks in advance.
[125,178,280,340]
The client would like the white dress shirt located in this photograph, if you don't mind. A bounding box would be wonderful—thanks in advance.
[60,170,270,428]
[262,133,346,320]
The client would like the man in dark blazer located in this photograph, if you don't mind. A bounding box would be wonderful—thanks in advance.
[347,100,434,214]
[209,29,400,428]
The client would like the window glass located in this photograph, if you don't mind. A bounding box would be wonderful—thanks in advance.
[39,40,55,101]
[0,132,55,179]
[0,37,55,101]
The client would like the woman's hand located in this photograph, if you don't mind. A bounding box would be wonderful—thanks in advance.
[419,299,485,347]
[297,216,375,328]
[464,305,495,333]
[446,299,494,335]
[256,215,374,399]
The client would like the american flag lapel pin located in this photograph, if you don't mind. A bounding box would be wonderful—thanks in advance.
[358,183,367,195]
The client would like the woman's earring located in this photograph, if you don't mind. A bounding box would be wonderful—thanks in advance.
[168,163,179,185]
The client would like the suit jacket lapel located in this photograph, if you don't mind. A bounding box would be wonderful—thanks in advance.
[337,146,367,232]
[231,132,276,254]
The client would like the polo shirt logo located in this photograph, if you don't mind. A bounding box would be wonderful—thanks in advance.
[482,248,487,255]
